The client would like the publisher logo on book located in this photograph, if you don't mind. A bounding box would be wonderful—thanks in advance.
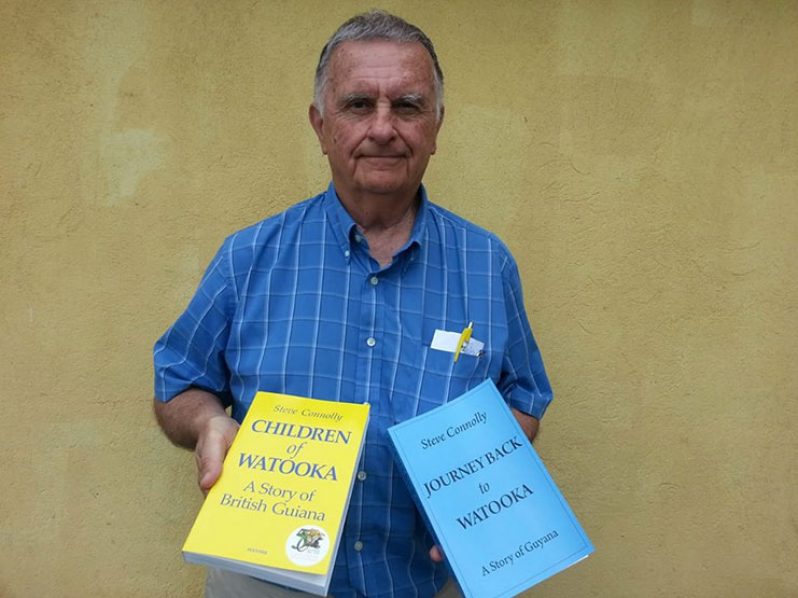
[285,526,329,566]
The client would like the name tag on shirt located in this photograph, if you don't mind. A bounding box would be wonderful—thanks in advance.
[430,329,485,357]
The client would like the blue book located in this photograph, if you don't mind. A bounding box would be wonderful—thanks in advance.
[388,380,594,598]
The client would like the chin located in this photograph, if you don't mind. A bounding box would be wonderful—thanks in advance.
[358,178,408,196]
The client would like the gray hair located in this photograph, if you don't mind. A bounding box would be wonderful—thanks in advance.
[313,10,444,120]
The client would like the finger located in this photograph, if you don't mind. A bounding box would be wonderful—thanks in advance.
[196,435,225,493]
[511,408,539,442]
[429,544,444,562]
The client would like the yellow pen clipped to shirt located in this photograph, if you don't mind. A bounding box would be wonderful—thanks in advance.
[453,321,473,362]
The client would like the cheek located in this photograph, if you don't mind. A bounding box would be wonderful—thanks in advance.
[411,123,439,151]
[328,127,348,150]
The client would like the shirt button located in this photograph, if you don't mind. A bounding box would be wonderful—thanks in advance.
[369,276,379,286]
[357,471,367,481]
[353,541,364,552]
[344,250,350,258]
[366,337,376,348]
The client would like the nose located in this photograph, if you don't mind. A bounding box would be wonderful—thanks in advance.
[367,103,396,144]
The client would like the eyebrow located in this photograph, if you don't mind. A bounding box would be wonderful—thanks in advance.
[393,93,427,106]
[338,92,430,105]
[340,93,372,103]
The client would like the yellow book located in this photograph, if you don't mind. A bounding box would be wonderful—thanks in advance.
[182,392,370,596]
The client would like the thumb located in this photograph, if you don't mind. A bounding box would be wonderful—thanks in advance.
[195,416,239,495]
[197,445,223,494]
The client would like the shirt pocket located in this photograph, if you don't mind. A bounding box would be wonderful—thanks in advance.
[389,328,492,423]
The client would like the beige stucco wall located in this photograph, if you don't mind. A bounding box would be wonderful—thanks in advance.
[2,1,796,596]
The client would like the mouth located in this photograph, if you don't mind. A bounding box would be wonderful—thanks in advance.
[360,155,405,164]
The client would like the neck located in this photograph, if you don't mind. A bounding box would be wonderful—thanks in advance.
[339,189,419,231]
[337,188,420,267]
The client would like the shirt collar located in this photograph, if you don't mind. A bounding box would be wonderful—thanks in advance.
[322,182,429,264]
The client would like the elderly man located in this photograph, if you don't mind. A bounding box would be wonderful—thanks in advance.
[154,10,552,598]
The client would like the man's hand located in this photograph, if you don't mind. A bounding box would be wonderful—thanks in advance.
[195,415,239,494]
[511,407,540,442]
[153,388,239,494]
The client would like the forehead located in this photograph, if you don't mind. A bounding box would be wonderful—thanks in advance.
[326,40,435,94]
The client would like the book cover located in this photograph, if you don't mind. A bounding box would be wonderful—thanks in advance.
[182,392,370,596]
[388,380,593,598]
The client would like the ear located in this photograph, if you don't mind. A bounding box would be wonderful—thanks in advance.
[431,105,445,155]
[308,104,328,155]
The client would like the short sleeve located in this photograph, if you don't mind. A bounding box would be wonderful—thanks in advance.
[153,239,236,405]
[496,252,553,419]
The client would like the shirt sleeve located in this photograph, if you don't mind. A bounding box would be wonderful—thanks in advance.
[496,252,553,420]
[153,239,236,405]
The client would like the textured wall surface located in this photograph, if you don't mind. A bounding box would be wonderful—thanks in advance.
[2,1,796,596]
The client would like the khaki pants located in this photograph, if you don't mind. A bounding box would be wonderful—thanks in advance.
[205,568,460,598]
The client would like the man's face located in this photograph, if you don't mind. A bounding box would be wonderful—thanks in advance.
[309,40,443,203]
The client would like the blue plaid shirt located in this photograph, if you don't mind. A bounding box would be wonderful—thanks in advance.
[154,183,552,597]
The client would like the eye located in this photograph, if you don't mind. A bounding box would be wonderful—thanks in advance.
[393,100,423,116]
[344,97,373,113]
